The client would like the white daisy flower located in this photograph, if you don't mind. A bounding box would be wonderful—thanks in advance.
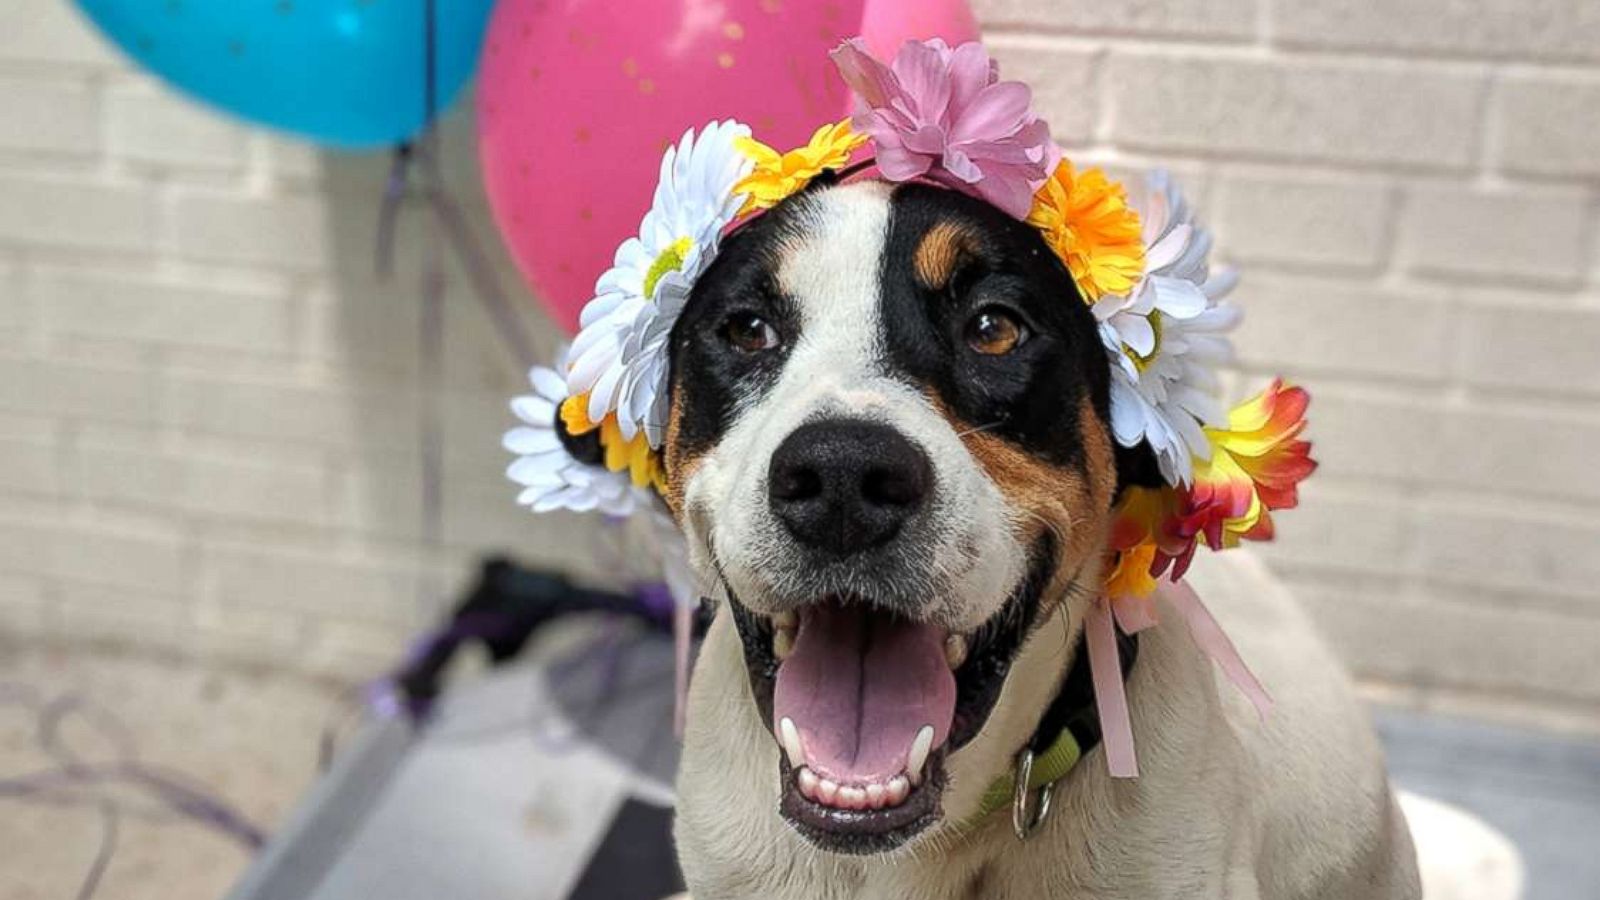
[504,352,644,517]
[1094,171,1241,486]
[566,120,755,448]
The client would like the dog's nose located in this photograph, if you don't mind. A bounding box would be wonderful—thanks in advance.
[768,419,933,555]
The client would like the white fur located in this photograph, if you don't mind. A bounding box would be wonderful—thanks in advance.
[679,183,1023,631]
[676,552,1420,899]
[672,184,1419,898]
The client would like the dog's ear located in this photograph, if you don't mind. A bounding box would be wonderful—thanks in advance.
[1113,440,1165,498]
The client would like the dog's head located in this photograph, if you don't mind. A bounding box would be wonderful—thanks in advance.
[658,177,1160,853]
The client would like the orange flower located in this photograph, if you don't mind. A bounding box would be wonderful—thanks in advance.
[1026,159,1146,302]
[1105,540,1159,599]
[560,394,666,492]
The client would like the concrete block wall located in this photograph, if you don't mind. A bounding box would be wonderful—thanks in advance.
[0,1,1596,721]
[977,0,1600,720]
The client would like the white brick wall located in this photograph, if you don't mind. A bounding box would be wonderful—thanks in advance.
[1,2,1597,720]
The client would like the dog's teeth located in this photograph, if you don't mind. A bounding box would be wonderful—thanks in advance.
[839,786,866,809]
[778,717,805,768]
[773,628,794,660]
[865,783,886,808]
[887,775,910,806]
[944,634,968,670]
[906,725,934,786]
[797,766,819,798]
[817,778,839,803]
[773,610,797,630]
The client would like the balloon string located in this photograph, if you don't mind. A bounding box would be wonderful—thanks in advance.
[371,1,540,629]
[424,0,437,126]
[415,0,448,627]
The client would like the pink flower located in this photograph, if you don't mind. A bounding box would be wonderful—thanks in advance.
[830,37,1059,219]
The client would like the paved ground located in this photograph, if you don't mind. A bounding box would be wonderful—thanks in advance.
[0,640,342,900]
[1381,710,1600,900]
[3,638,1597,900]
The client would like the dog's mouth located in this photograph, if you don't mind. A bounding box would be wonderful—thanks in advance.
[726,539,1054,855]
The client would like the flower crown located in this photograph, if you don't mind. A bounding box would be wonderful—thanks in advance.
[506,37,1316,605]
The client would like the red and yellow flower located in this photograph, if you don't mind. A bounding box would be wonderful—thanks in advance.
[1105,380,1316,596]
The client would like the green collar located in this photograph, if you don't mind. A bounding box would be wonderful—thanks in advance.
[973,726,1083,821]
[967,626,1138,832]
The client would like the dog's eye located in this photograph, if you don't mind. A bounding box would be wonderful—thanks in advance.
[964,307,1027,356]
[721,311,780,354]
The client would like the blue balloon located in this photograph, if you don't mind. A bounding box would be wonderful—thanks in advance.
[74,0,495,149]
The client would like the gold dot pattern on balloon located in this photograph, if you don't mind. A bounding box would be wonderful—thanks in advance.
[567,27,596,50]
[639,78,656,95]
[717,52,735,69]
[761,0,782,13]
[622,57,639,78]
[723,22,745,40]
[575,127,592,143]
[579,208,593,221]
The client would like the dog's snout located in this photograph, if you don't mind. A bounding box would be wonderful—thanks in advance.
[768,419,932,555]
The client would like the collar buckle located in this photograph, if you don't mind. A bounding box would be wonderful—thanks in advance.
[1010,747,1055,841]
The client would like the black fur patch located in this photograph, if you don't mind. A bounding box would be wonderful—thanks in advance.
[668,180,1159,495]
[878,183,1110,472]
[665,196,814,467]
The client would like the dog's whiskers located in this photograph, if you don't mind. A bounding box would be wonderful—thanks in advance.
[1019,507,1071,553]
[955,419,1005,439]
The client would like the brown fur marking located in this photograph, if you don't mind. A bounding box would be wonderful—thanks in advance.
[660,375,699,518]
[913,219,980,290]
[932,395,1117,605]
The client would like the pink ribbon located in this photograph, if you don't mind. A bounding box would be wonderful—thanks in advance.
[1111,590,1161,635]
[1085,596,1139,778]
[1163,579,1274,721]
[1088,580,1274,778]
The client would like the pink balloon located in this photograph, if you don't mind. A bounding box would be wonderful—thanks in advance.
[478,0,979,332]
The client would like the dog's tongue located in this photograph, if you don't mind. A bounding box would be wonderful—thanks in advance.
[772,603,956,784]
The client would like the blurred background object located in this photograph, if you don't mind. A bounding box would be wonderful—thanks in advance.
[477,0,979,327]
[73,0,496,148]
[0,0,1597,897]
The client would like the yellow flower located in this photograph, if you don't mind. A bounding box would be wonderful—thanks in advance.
[560,395,666,492]
[733,120,868,214]
[1026,160,1146,302]
[1105,541,1158,599]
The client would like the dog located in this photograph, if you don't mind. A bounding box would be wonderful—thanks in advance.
[654,175,1421,899]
